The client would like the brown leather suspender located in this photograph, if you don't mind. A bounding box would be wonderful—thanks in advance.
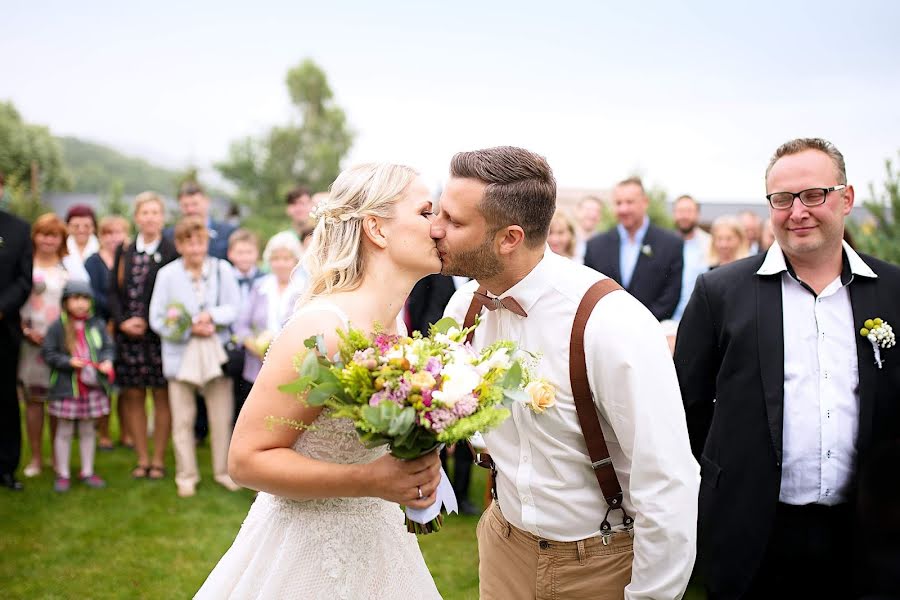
[465,279,633,538]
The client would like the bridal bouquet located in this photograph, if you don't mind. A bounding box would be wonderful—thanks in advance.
[275,317,538,533]
[163,302,192,341]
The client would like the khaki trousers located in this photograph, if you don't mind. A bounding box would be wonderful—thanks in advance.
[478,502,634,600]
[168,377,233,489]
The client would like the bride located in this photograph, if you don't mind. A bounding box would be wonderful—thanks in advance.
[195,163,444,599]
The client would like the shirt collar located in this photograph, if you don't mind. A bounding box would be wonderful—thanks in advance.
[486,246,555,316]
[136,234,161,255]
[756,240,878,279]
[616,216,650,244]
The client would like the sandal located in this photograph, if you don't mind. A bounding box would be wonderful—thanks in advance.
[148,465,166,480]
[98,440,115,452]
[131,465,150,479]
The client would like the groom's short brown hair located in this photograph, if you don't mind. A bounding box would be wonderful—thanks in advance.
[450,146,556,248]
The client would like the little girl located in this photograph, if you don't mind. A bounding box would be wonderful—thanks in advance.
[41,280,115,492]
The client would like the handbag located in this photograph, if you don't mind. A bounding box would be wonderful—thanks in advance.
[177,335,227,386]
[215,258,245,379]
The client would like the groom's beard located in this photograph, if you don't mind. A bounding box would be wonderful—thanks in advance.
[441,238,503,281]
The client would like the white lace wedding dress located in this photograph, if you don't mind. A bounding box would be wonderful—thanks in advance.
[195,303,442,600]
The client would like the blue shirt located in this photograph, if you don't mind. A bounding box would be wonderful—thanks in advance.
[673,230,711,321]
[617,217,650,289]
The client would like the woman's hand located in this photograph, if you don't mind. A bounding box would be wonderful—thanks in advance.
[120,317,147,337]
[70,357,87,369]
[24,328,44,346]
[365,450,443,510]
[191,321,216,337]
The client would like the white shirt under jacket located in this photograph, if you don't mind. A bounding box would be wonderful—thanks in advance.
[444,249,699,600]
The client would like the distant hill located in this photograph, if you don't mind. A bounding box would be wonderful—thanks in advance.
[57,136,183,195]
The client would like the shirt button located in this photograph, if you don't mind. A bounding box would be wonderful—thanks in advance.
[522,456,529,464]
[539,540,550,549]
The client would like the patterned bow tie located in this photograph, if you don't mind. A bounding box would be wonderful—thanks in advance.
[473,291,528,318]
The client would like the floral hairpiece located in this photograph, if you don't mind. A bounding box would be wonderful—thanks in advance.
[310,202,361,226]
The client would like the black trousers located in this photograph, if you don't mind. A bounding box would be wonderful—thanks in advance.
[440,442,473,501]
[741,502,853,600]
[0,323,22,476]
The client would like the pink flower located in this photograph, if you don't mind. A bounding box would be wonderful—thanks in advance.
[166,307,180,320]
[427,408,458,434]
[451,394,478,418]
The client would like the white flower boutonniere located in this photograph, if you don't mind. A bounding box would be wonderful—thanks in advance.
[860,318,896,369]
[641,244,653,258]
[153,252,162,264]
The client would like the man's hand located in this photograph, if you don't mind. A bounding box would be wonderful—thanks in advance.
[70,357,87,369]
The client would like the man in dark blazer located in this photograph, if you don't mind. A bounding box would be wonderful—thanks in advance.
[163,182,235,261]
[583,177,683,321]
[0,173,33,491]
[405,273,479,515]
[675,138,900,599]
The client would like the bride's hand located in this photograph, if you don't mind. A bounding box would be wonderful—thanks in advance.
[366,451,442,510]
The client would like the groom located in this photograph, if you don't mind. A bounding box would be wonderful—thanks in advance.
[434,146,699,599]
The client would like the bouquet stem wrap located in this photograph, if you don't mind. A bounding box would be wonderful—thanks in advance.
[402,459,458,535]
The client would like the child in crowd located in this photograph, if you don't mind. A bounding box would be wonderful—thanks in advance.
[41,280,115,492]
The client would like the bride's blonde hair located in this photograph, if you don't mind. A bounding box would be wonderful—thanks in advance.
[301,163,419,301]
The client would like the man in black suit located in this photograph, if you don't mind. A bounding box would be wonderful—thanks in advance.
[0,173,33,491]
[583,177,683,321]
[405,273,478,515]
[675,138,900,599]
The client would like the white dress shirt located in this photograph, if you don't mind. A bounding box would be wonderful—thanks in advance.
[135,233,162,256]
[756,241,877,506]
[617,217,650,289]
[444,249,699,600]
[672,228,711,321]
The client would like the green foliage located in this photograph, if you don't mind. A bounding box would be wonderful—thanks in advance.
[216,59,354,239]
[848,152,900,264]
[436,406,511,444]
[0,101,69,216]
[98,179,130,217]
[57,136,181,195]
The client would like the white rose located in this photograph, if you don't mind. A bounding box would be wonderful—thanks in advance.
[432,363,481,408]
[476,347,511,375]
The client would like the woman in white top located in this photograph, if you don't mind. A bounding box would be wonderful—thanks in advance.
[64,204,100,265]
[195,163,444,599]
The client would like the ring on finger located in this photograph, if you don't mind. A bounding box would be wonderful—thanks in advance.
[417,486,424,499]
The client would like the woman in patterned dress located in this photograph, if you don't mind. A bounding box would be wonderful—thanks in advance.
[109,192,178,479]
[19,213,87,478]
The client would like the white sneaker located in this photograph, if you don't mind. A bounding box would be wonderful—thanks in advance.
[23,464,41,478]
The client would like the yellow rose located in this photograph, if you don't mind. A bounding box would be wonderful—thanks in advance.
[409,371,436,391]
[526,380,556,413]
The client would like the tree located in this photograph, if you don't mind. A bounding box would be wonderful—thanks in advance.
[849,152,900,264]
[0,101,69,220]
[99,179,129,217]
[216,59,354,237]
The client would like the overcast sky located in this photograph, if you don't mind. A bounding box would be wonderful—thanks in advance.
[4,0,899,203]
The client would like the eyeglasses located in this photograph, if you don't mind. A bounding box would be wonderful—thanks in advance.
[766,185,845,210]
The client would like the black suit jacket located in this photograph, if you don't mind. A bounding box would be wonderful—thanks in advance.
[583,223,683,320]
[0,210,33,332]
[109,237,179,327]
[406,274,457,335]
[674,252,900,598]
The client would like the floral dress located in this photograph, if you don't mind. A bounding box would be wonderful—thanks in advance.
[115,251,167,388]
[19,263,69,398]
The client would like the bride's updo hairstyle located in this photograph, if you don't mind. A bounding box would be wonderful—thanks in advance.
[302,163,419,300]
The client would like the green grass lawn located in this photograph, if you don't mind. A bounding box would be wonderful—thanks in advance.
[0,410,704,599]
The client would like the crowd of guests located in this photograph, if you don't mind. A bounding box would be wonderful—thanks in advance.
[0,168,813,504]
[0,179,316,496]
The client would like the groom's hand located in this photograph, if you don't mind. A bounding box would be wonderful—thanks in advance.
[368,451,442,509]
